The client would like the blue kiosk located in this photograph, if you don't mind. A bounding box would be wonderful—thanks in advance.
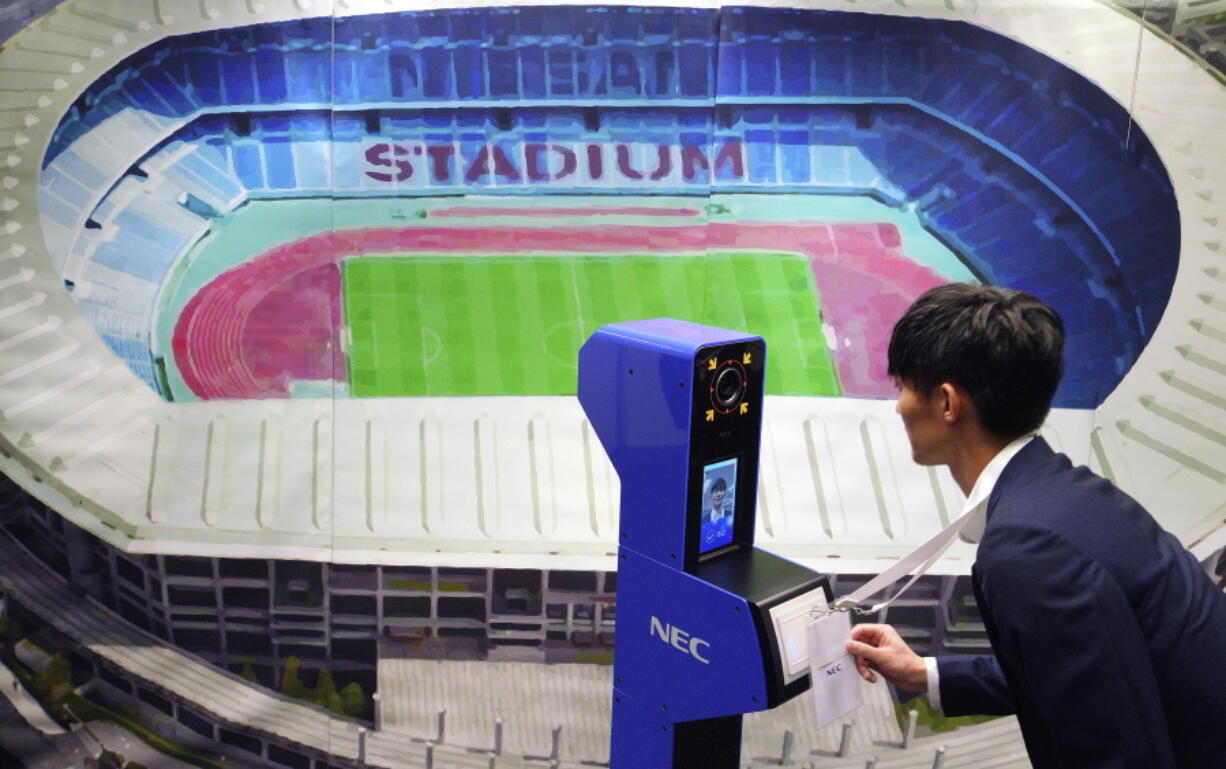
[578,319,833,768]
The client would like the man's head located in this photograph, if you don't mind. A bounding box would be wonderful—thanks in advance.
[709,477,727,508]
[888,283,1064,441]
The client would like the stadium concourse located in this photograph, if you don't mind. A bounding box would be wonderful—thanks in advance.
[0,1,1225,769]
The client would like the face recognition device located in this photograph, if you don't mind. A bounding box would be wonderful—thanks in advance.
[578,319,832,769]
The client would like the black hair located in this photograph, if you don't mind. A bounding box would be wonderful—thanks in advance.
[887,283,1064,439]
[710,478,727,493]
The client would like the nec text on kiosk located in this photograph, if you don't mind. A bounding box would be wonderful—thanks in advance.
[649,616,711,664]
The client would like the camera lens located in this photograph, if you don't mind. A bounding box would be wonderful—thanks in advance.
[713,366,744,410]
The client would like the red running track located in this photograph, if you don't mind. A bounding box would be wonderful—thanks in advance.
[173,221,943,400]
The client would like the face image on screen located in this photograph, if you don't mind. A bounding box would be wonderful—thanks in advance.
[699,458,737,554]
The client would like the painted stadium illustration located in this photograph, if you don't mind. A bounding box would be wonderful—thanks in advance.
[44,7,1176,407]
[0,1,1223,768]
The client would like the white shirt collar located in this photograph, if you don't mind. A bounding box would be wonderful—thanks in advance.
[958,434,1035,543]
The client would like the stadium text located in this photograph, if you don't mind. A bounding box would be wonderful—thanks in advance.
[364,139,746,187]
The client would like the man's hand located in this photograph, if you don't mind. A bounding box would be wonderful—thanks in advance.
[845,623,928,693]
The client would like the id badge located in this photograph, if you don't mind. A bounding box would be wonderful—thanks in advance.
[807,612,862,728]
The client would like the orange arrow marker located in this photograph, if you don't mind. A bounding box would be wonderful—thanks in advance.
[708,358,717,371]
[743,352,752,365]
[739,402,749,415]
[706,409,715,422]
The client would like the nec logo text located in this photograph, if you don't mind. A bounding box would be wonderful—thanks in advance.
[649,616,711,664]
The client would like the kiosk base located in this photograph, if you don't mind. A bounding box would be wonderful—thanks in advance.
[611,690,742,769]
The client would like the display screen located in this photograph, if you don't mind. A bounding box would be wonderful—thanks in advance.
[699,457,737,554]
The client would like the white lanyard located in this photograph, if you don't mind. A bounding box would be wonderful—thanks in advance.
[822,504,987,617]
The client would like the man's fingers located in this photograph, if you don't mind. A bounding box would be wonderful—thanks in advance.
[846,623,915,689]
[848,623,886,643]
[849,640,883,684]
[849,624,897,653]
[852,655,877,683]
[845,639,885,661]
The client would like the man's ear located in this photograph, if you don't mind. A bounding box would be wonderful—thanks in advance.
[938,382,960,424]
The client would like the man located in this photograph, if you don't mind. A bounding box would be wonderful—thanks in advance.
[702,477,731,525]
[701,477,733,549]
[845,283,1226,768]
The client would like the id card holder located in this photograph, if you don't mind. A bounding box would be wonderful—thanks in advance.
[807,612,862,728]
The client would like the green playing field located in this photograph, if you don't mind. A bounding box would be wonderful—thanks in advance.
[342,252,841,397]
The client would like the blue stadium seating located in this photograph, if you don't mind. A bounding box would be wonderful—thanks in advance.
[74,264,159,386]
[38,170,90,234]
[292,142,331,191]
[61,167,216,392]
[231,141,266,190]
[52,149,108,193]
[146,146,245,212]
[40,165,93,211]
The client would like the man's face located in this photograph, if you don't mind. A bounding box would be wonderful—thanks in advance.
[711,487,726,509]
[895,379,951,466]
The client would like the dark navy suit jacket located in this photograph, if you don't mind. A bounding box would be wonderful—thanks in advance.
[936,439,1226,769]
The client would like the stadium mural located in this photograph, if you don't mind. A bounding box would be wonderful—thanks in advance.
[0,1,1223,769]
[39,5,1181,407]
